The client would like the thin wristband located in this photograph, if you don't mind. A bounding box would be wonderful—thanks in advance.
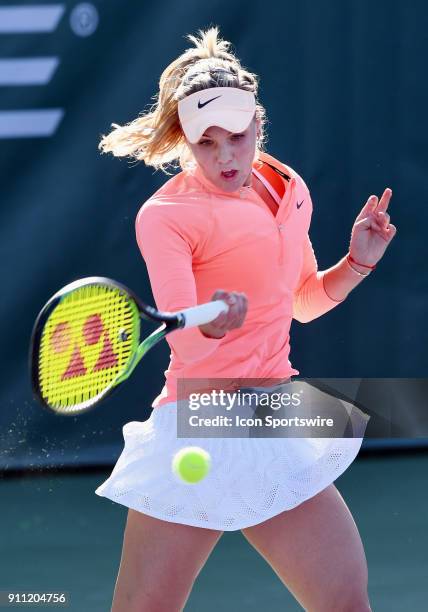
[347,253,376,270]
[345,255,371,277]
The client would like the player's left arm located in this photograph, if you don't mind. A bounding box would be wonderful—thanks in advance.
[293,188,397,323]
[292,234,344,323]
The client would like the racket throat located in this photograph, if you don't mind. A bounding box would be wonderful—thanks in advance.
[115,324,167,385]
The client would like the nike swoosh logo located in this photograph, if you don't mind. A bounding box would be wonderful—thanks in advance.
[297,200,304,209]
[198,95,222,109]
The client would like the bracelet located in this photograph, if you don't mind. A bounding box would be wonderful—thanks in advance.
[345,254,373,276]
[347,253,376,270]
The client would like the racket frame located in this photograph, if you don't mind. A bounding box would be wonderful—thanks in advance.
[29,276,186,415]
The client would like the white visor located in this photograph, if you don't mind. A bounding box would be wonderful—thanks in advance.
[178,87,256,144]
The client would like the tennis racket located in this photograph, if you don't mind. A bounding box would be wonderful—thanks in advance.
[30,277,228,415]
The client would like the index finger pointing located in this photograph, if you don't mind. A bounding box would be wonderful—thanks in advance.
[375,188,392,213]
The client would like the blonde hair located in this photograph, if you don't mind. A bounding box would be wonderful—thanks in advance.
[98,26,267,174]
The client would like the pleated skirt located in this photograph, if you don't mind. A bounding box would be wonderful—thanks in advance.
[95,399,367,531]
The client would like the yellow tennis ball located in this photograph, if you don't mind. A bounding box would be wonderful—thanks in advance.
[172,446,211,484]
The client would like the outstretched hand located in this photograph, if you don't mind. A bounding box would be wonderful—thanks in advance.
[349,188,397,267]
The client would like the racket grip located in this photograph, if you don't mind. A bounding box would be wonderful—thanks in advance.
[180,300,229,328]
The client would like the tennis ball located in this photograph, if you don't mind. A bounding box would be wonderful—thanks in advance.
[172,446,211,484]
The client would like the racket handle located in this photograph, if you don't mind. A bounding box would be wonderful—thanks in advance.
[180,300,229,329]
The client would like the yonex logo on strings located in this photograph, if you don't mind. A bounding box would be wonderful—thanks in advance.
[50,314,120,380]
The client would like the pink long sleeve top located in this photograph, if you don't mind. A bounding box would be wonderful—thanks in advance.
[135,151,344,408]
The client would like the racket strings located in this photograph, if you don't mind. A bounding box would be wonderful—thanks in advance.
[38,284,138,410]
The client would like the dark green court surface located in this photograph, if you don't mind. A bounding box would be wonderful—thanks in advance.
[1,453,427,611]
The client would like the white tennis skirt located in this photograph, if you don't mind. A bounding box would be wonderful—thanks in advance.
[95,398,367,531]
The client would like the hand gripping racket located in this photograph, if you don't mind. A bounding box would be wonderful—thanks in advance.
[30,277,228,415]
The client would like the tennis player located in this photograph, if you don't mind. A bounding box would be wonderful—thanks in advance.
[95,27,396,611]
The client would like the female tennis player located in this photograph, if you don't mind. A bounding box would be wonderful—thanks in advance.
[95,27,396,611]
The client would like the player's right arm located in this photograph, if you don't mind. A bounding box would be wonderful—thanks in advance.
[135,204,247,364]
[198,289,247,339]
